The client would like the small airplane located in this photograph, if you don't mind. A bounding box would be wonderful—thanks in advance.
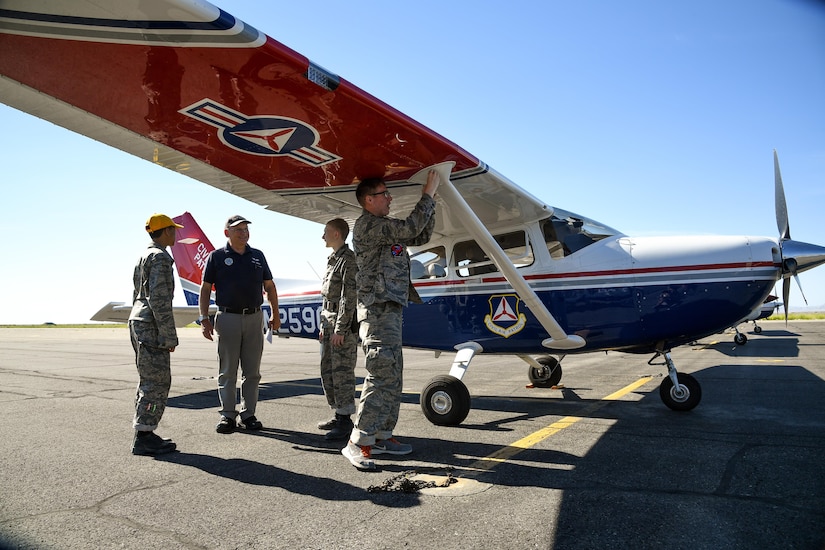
[730,294,783,345]
[91,211,314,327]
[90,211,217,327]
[3,1,825,425]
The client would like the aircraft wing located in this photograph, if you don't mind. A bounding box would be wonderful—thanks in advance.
[0,1,550,235]
[90,302,205,327]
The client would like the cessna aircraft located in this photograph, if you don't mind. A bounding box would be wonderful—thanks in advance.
[89,211,221,327]
[90,211,312,327]
[3,1,825,425]
[730,295,783,345]
[89,210,217,326]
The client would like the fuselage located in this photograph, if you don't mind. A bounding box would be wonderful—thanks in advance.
[277,210,781,354]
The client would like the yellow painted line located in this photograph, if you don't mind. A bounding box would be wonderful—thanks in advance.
[602,376,654,400]
[468,376,653,472]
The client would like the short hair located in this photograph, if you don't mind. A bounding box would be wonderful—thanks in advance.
[326,218,350,240]
[355,177,385,207]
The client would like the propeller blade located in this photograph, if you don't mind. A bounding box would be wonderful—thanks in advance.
[793,273,809,305]
[782,276,790,323]
[774,150,791,241]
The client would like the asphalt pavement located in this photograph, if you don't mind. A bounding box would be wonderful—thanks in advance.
[0,321,823,549]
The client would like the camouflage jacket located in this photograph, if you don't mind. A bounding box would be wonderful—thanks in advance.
[129,242,178,348]
[321,243,358,334]
[353,194,436,308]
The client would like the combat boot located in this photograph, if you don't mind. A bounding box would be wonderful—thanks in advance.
[131,431,176,455]
[317,415,338,430]
[324,413,354,441]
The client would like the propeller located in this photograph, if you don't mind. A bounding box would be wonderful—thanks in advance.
[775,150,790,241]
[774,150,808,321]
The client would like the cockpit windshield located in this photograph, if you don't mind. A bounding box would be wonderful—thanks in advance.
[541,208,620,259]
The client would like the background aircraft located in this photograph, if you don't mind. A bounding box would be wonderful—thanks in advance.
[2,1,824,425]
[91,211,314,327]
[729,294,783,345]
[91,212,217,326]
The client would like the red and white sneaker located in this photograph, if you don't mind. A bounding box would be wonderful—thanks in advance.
[372,437,412,456]
[342,441,375,470]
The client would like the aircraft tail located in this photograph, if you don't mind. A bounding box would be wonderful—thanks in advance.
[169,211,321,336]
[171,212,215,306]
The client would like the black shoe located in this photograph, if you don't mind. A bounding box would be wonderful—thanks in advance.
[240,415,263,430]
[317,415,337,430]
[132,431,176,456]
[216,416,236,434]
[324,415,354,441]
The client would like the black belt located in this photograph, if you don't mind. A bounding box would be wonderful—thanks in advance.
[218,306,261,315]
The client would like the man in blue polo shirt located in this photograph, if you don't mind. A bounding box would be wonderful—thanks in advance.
[198,215,280,434]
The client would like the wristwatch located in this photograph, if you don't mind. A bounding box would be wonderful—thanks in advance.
[198,315,207,323]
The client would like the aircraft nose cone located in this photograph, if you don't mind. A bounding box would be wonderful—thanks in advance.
[782,239,825,274]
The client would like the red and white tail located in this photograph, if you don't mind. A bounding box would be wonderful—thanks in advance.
[171,212,215,306]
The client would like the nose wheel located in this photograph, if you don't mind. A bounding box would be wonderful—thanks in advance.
[655,351,702,411]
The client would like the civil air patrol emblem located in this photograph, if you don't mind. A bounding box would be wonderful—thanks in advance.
[180,99,341,167]
[484,294,527,338]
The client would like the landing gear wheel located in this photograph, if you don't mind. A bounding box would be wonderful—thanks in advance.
[528,357,563,388]
[420,375,471,426]
[734,332,748,345]
[754,325,763,334]
[659,372,702,411]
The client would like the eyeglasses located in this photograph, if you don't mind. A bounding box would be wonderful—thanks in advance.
[369,190,391,198]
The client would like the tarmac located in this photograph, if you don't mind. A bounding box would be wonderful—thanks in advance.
[0,320,823,549]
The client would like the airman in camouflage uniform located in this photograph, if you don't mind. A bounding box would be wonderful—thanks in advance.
[129,213,182,456]
[341,170,441,470]
[317,218,359,440]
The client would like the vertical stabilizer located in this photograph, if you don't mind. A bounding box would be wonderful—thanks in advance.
[171,212,215,305]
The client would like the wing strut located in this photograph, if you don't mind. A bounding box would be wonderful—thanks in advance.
[412,163,586,350]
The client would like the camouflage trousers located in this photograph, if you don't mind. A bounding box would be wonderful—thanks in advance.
[319,322,358,415]
[130,320,171,431]
[351,301,404,446]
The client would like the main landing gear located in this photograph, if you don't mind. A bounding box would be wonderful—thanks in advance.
[419,345,703,426]
[524,355,563,388]
[419,346,567,426]
[420,343,479,426]
[651,350,702,411]
[420,375,471,426]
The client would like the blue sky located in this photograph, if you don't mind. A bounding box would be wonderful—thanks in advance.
[1,0,823,324]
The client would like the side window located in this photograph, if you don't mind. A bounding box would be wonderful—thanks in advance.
[541,213,614,259]
[542,219,566,259]
[453,231,533,277]
[410,246,447,279]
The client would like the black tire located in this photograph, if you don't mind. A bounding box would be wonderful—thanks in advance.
[754,325,763,334]
[659,372,702,411]
[734,333,747,345]
[528,356,562,388]
[420,375,471,426]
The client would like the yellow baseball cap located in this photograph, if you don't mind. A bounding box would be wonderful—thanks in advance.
[145,213,184,233]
